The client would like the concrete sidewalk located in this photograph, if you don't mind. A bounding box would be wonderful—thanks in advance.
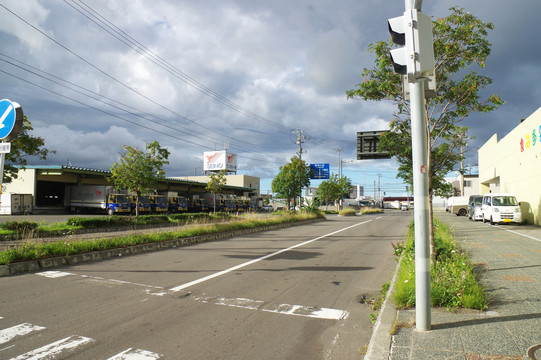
[367,211,541,360]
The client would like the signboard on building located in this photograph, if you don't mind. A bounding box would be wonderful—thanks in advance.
[310,163,330,179]
[204,150,237,172]
[357,131,391,160]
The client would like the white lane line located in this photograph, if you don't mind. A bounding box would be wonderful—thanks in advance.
[169,219,373,292]
[36,271,74,278]
[496,227,541,243]
[194,295,349,320]
[10,335,94,360]
[37,272,168,296]
[106,347,163,359]
[0,324,46,345]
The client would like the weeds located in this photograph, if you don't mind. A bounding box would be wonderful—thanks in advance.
[393,218,488,310]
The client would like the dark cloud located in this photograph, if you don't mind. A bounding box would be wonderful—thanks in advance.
[1,0,540,194]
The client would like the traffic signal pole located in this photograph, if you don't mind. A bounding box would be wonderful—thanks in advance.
[389,1,433,331]
[409,78,431,331]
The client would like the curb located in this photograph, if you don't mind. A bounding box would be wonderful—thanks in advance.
[1,218,323,277]
[364,255,402,360]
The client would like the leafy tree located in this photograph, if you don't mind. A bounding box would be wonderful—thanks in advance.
[316,173,352,211]
[4,115,54,183]
[108,141,170,216]
[206,169,228,212]
[346,7,503,257]
[271,156,311,210]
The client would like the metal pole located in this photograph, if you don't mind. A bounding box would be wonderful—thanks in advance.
[410,78,431,331]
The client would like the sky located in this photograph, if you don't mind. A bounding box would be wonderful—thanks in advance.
[1,0,540,196]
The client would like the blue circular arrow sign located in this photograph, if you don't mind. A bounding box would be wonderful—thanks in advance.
[0,99,17,140]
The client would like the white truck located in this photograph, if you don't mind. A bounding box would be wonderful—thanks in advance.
[67,185,132,215]
[447,196,469,216]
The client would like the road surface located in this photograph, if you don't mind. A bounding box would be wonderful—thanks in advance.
[0,213,411,359]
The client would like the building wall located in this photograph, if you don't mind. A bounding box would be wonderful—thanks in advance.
[478,107,541,225]
[4,168,36,195]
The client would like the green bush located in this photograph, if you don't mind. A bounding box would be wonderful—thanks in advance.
[136,215,170,225]
[1,221,39,232]
[169,213,209,222]
[67,216,134,228]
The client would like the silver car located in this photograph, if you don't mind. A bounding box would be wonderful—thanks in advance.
[468,195,483,221]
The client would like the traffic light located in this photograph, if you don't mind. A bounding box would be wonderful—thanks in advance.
[388,9,434,82]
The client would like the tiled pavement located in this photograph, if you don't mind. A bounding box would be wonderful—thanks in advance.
[367,210,541,360]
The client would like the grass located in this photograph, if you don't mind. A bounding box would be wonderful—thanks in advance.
[359,208,384,215]
[392,218,487,310]
[338,208,357,216]
[0,212,323,265]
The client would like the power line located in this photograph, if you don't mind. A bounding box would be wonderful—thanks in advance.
[0,3,286,154]
[63,0,290,132]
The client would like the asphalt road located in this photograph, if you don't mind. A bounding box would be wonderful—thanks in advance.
[0,213,411,359]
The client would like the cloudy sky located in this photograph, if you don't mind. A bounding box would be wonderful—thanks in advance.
[1,0,540,195]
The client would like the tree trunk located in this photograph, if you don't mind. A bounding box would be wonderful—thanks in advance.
[426,118,435,262]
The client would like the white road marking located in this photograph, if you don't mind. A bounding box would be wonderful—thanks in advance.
[106,347,163,359]
[0,324,46,345]
[36,271,74,278]
[37,272,168,296]
[195,295,349,320]
[169,219,373,292]
[495,226,541,243]
[263,304,349,320]
[10,335,94,359]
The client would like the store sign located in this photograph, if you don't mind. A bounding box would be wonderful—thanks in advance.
[520,124,541,153]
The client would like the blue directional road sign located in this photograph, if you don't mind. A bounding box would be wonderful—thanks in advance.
[0,99,23,141]
[0,99,17,140]
[310,163,330,180]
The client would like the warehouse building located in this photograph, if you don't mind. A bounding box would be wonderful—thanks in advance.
[1,165,255,214]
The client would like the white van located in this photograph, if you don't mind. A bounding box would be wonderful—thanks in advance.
[482,193,522,225]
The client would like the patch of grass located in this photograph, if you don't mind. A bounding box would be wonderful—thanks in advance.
[0,212,321,265]
[393,218,488,310]
[359,208,384,215]
[338,208,357,216]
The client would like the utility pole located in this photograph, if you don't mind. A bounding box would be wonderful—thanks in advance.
[294,129,307,209]
[295,129,306,161]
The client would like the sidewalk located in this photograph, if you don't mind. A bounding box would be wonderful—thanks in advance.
[367,211,541,360]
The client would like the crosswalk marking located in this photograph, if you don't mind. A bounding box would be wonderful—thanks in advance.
[0,319,163,359]
[106,347,163,359]
[0,323,46,345]
[10,335,94,359]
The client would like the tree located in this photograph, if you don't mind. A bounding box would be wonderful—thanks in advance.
[346,7,503,257]
[4,115,54,183]
[108,141,170,216]
[271,156,311,210]
[206,169,228,212]
[316,173,352,211]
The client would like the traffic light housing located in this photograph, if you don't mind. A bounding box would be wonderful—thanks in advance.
[388,9,434,82]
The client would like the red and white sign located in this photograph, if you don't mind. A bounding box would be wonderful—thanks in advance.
[204,150,237,171]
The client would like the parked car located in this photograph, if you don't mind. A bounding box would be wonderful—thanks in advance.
[482,193,522,225]
[468,195,483,221]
